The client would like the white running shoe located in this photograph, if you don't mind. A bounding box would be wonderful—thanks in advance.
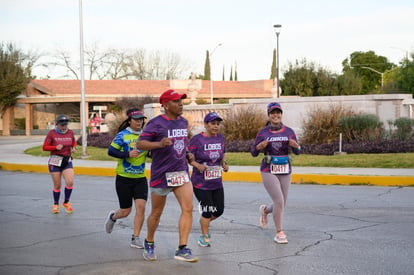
[105,210,116,234]
[274,231,288,244]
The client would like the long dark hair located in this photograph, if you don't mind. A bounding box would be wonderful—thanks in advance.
[117,108,143,132]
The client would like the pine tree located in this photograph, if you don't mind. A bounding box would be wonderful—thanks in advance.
[0,42,32,115]
[203,50,211,80]
[229,66,233,81]
[222,65,225,80]
[234,62,238,81]
[270,48,277,79]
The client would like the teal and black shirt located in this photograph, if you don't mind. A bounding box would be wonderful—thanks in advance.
[108,128,147,178]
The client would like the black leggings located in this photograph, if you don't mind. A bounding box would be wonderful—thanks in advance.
[193,187,224,219]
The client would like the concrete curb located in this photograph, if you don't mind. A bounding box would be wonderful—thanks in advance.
[1,162,413,187]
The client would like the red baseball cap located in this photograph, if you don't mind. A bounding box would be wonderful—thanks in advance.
[159,89,187,105]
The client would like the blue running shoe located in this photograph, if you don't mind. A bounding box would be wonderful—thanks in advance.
[198,234,211,247]
[199,219,211,238]
[143,239,157,261]
[174,246,199,262]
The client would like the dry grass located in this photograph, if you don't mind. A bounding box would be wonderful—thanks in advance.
[301,104,356,144]
[222,105,268,141]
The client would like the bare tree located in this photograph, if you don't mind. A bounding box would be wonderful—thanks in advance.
[50,49,79,79]
[85,45,132,80]
[44,43,192,80]
[163,51,185,80]
[106,48,131,80]
[85,43,112,80]
[128,49,149,80]
[147,50,162,79]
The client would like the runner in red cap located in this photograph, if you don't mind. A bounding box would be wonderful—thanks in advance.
[137,89,198,262]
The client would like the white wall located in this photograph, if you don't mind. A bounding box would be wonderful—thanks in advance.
[144,94,414,138]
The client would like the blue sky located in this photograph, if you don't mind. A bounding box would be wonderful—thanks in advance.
[1,0,413,80]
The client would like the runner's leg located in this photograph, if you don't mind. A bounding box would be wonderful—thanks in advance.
[173,182,194,246]
[261,172,284,231]
[146,192,167,242]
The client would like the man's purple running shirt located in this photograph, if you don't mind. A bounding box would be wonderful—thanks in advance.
[188,132,226,190]
[138,115,189,188]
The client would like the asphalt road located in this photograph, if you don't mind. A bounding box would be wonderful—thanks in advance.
[0,171,413,275]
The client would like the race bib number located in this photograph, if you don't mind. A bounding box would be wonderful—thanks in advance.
[48,155,63,167]
[166,171,190,187]
[270,163,289,174]
[204,166,222,180]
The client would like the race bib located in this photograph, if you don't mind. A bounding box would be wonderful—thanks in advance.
[48,155,63,167]
[270,155,289,174]
[270,163,289,174]
[204,166,222,180]
[166,171,190,187]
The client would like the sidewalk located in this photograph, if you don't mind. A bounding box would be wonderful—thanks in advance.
[0,136,413,186]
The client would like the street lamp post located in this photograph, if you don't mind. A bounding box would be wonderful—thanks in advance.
[361,66,384,89]
[210,43,222,105]
[273,24,282,98]
[79,0,88,158]
[357,66,399,90]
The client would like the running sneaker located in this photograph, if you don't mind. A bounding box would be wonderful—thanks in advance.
[198,234,211,247]
[52,204,59,214]
[259,205,268,228]
[174,246,199,262]
[131,235,144,249]
[104,210,116,234]
[62,202,73,214]
[274,231,288,244]
[143,239,157,261]
[199,219,211,238]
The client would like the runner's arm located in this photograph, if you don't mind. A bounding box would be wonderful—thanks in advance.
[108,145,129,159]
